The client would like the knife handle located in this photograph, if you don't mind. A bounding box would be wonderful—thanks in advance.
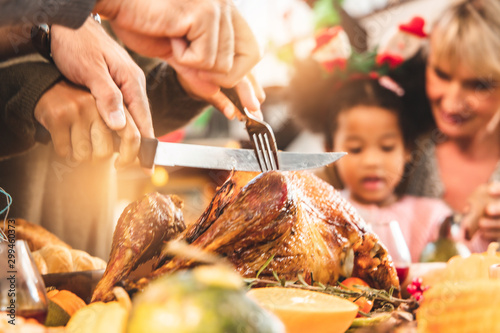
[35,124,158,169]
[139,138,158,169]
[111,133,158,169]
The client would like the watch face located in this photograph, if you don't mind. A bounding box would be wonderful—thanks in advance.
[90,13,101,24]
[39,23,50,33]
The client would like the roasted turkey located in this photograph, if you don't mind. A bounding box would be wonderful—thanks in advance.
[92,171,400,302]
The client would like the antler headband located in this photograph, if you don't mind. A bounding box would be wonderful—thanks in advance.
[310,16,428,95]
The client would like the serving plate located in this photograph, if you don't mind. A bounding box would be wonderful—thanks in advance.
[42,269,105,303]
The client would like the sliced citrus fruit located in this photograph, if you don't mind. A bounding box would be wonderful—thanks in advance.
[247,287,358,333]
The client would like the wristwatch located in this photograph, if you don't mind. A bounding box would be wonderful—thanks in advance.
[30,13,101,61]
[30,23,52,61]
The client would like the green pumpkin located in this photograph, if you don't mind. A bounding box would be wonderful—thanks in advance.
[127,266,284,333]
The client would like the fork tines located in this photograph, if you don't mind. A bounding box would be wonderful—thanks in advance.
[252,133,278,172]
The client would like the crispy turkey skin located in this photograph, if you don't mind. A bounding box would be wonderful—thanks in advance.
[92,193,185,302]
[93,171,400,302]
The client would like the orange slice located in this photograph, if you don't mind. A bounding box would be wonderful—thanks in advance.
[247,287,358,333]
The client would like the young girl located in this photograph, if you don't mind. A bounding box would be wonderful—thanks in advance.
[289,59,452,262]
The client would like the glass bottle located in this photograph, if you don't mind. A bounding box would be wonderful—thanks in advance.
[420,214,471,263]
[0,240,49,324]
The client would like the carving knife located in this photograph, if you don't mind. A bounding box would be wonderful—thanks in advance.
[138,138,345,171]
[35,125,346,171]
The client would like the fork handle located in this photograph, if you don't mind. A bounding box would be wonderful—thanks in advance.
[221,88,246,117]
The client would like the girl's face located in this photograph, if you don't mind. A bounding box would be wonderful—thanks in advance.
[332,106,408,206]
[426,35,500,140]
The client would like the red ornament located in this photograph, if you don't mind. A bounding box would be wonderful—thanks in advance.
[399,16,427,38]
[376,53,404,68]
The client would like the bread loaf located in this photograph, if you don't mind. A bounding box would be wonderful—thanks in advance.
[3,219,107,274]
[38,245,73,273]
[71,249,108,271]
[33,245,107,274]
[32,251,48,275]
[1,218,71,251]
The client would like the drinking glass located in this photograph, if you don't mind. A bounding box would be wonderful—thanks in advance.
[369,220,412,284]
[0,240,49,324]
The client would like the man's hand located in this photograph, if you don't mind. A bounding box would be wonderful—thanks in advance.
[34,80,143,169]
[177,71,265,120]
[50,16,154,143]
[97,0,238,72]
[95,0,263,114]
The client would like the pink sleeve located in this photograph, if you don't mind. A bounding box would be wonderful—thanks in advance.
[410,197,452,262]
[421,198,452,239]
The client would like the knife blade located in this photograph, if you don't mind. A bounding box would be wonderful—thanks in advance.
[35,125,346,171]
[141,138,345,171]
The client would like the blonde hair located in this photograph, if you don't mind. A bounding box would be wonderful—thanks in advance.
[432,0,500,79]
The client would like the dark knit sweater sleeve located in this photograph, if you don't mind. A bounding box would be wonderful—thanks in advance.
[144,61,210,137]
[0,0,94,28]
[0,62,62,157]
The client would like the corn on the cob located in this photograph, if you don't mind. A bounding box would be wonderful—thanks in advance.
[417,279,500,333]
[422,242,500,286]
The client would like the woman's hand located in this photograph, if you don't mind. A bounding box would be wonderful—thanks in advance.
[477,182,500,241]
[34,80,143,169]
[463,181,500,242]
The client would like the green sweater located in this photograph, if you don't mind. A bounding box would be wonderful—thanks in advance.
[0,61,62,157]
[0,0,95,28]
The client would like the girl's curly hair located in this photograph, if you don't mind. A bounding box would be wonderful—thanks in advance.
[287,51,434,151]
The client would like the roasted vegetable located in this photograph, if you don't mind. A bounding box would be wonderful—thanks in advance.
[66,287,130,333]
[45,289,86,326]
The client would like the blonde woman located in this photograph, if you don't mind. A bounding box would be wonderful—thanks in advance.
[407,0,500,252]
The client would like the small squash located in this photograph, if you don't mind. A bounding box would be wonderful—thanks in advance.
[66,287,130,333]
[47,289,86,316]
[45,289,86,326]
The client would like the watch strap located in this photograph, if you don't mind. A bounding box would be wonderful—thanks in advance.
[30,24,52,61]
[30,14,100,62]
